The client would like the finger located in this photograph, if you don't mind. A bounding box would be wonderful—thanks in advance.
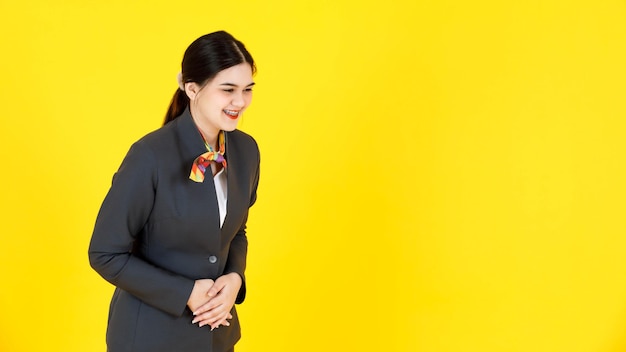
[195,286,233,315]
[211,316,231,330]
[193,303,225,324]
[200,311,227,329]
[207,280,226,298]
[193,312,218,326]
[197,310,233,329]
[192,305,233,324]
[193,298,223,316]
[197,314,221,328]
[210,311,233,329]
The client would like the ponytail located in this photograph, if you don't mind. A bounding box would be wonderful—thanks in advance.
[163,89,189,125]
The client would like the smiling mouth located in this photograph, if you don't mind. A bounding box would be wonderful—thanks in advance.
[224,109,240,119]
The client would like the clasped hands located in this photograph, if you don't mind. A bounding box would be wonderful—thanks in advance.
[187,272,242,331]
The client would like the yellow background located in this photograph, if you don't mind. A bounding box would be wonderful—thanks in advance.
[1,1,626,351]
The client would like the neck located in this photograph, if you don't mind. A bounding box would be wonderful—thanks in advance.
[189,108,219,149]
[204,134,218,150]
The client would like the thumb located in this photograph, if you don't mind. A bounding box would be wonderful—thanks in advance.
[207,279,226,297]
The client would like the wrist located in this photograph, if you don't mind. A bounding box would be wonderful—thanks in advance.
[187,281,198,308]
[225,272,242,286]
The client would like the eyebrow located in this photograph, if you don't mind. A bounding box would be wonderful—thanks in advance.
[219,82,256,88]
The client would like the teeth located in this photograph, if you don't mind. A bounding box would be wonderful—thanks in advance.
[224,110,239,117]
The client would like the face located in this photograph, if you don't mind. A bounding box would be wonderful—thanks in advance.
[185,63,254,142]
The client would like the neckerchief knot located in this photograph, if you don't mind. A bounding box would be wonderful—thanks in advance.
[189,130,227,182]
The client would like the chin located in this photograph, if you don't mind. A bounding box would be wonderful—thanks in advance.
[221,122,239,132]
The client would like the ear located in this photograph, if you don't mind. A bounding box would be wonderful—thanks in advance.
[184,82,201,100]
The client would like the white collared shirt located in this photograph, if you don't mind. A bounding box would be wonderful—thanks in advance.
[213,167,228,227]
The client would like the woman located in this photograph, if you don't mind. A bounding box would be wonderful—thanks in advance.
[89,31,259,352]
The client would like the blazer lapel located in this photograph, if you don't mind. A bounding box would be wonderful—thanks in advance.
[220,132,247,238]
[174,109,222,231]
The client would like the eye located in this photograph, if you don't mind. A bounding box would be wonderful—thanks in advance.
[244,88,253,92]
[222,88,234,93]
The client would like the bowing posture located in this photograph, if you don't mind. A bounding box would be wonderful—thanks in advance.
[89,31,259,352]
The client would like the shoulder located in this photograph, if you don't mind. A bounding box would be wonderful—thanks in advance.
[136,121,177,148]
[115,121,180,177]
[128,120,181,160]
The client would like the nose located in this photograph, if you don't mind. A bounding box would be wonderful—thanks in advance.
[231,92,245,108]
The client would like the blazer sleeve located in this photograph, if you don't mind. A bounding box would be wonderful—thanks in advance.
[224,149,260,304]
[88,141,195,317]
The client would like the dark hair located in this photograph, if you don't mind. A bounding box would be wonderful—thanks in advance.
[164,31,256,124]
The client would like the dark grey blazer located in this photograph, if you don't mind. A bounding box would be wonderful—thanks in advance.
[89,109,259,352]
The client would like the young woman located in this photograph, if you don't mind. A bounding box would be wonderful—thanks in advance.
[89,31,259,352]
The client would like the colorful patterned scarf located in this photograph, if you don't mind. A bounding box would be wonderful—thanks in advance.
[189,130,227,182]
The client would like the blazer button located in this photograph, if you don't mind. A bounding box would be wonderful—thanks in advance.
[208,255,218,264]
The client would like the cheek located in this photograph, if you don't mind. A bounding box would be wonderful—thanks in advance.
[204,96,226,111]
